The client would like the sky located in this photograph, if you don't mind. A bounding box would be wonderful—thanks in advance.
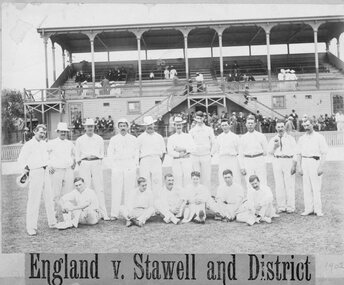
[2,3,344,90]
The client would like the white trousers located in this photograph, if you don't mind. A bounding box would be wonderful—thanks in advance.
[243,156,267,186]
[119,206,155,224]
[191,154,211,188]
[27,168,56,232]
[154,199,183,222]
[62,201,100,226]
[111,162,136,218]
[50,168,74,209]
[218,155,242,185]
[272,158,295,211]
[302,158,323,214]
[139,156,162,198]
[79,160,108,218]
[172,157,193,188]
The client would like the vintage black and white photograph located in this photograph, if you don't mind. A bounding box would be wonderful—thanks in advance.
[1,2,344,260]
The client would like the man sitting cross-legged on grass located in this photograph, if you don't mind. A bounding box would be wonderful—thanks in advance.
[154,173,186,225]
[245,175,280,224]
[56,177,101,230]
[120,177,155,227]
[181,171,223,224]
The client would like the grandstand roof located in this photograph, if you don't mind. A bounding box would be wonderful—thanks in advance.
[38,14,344,54]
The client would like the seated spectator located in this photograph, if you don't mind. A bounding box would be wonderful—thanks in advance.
[56,177,101,230]
[195,72,204,92]
[98,117,107,132]
[106,115,114,132]
[101,76,110,94]
[226,73,234,82]
[149,71,155,80]
[248,74,255,81]
[119,177,155,227]
[170,66,177,79]
[278,69,285,81]
[183,79,193,95]
[120,66,127,81]
[164,66,170,79]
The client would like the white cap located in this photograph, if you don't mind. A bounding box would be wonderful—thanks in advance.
[55,122,70,132]
[83,118,95,126]
[117,118,129,127]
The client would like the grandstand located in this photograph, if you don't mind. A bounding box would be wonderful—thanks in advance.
[22,15,344,139]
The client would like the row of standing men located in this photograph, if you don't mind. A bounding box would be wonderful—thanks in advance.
[18,111,328,235]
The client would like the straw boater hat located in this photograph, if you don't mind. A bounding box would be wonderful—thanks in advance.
[173,116,187,125]
[141,116,157,126]
[83,118,95,126]
[55,122,70,132]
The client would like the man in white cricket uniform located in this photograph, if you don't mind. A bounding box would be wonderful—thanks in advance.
[75,118,109,220]
[107,118,138,220]
[119,177,155,227]
[297,118,328,216]
[56,177,101,230]
[246,175,279,224]
[240,115,268,186]
[268,120,297,213]
[216,169,259,225]
[167,116,195,188]
[18,124,56,236]
[47,122,76,212]
[137,116,166,198]
[189,111,216,189]
[215,119,243,186]
[154,174,185,224]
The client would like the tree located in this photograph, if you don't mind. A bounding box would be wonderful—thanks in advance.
[1,89,25,144]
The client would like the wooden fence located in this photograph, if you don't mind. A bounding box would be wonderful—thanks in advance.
[2,131,344,162]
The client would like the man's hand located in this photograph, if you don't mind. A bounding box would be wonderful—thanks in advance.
[290,165,296,175]
[240,168,247,176]
[77,160,82,166]
[317,165,324,176]
[49,167,55,175]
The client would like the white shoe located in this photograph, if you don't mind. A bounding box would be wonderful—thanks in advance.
[261,217,272,224]
[163,217,171,223]
[171,217,180,225]
[315,212,324,217]
[272,213,280,218]
[56,221,73,230]
[49,224,57,229]
[27,229,37,236]
[301,211,313,216]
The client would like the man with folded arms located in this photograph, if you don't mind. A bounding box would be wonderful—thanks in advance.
[296,118,328,217]
[268,120,297,213]
[154,174,185,225]
[75,118,109,220]
[137,116,166,198]
[56,177,101,230]
[189,111,216,189]
[47,122,76,214]
[246,175,279,224]
[240,115,268,185]
[120,177,155,227]
[107,118,138,220]
[167,116,195,188]
[215,119,243,186]
[18,124,57,236]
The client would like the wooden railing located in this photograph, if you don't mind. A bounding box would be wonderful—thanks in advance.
[3,131,344,162]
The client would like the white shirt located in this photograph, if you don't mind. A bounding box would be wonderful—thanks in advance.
[47,137,75,168]
[184,183,211,203]
[130,188,153,209]
[240,130,268,156]
[216,183,244,205]
[61,188,99,210]
[195,74,204,82]
[215,131,240,156]
[268,133,297,158]
[189,124,216,156]
[167,132,195,158]
[18,137,49,170]
[247,185,273,211]
[277,73,285,81]
[296,131,328,157]
[137,132,166,159]
[160,185,184,209]
[75,133,104,161]
[170,69,177,79]
[107,133,138,167]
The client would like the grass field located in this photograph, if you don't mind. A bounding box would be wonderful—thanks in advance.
[2,162,344,254]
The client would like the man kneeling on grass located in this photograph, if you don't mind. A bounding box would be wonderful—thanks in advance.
[56,177,101,230]
[246,175,280,224]
[154,173,185,225]
[120,177,155,227]
[182,171,223,224]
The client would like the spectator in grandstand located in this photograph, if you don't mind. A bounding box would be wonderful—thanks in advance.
[101,76,110,94]
[248,74,255,81]
[72,115,83,134]
[183,79,193,95]
[188,111,195,126]
[164,66,170,79]
[120,66,127,81]
[170,66,177,79]
[256,111,263,132]
[285,116,295,134]
[278,69,286,81]
[329,114,337,131]
[233,61,240,70]
[149,71,155,80]
[237,112,246,134]
[229,112,238,134]
[106,116,114,132]
[226,73,234,82]
[290,109,299,130]
[98,117,107,133]
[94,117,100,133]
[243,86,250,104]
[195,72,204,92]
[261,117,269,133]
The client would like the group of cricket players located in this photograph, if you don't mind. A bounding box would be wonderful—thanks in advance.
[17,110,328,236]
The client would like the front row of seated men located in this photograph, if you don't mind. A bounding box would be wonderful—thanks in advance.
[56,169,279,230]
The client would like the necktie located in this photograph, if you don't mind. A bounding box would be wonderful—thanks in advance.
[279,136,283,151]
